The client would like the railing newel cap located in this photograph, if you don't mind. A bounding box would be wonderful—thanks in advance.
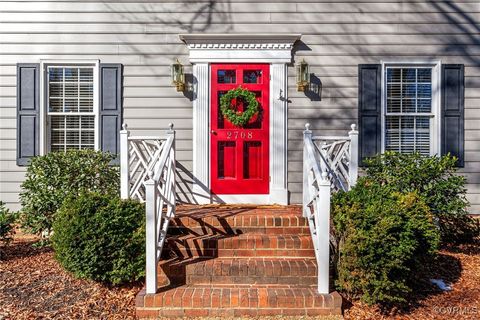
[349,123,358,134]
[167,123,175,134]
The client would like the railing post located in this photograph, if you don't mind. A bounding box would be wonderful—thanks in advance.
[317,172,331,294]
[303,123,312,218]
[348,124,359,189]
[120,123,130,199]
[168,123,176,216]
[145,172,158,294]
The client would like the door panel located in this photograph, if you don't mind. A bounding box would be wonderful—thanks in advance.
[211,64,269,195]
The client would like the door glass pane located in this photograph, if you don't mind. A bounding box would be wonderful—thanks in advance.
[243,70,262,84]
[244,91,262,129]
[217,91,226,128]
[217,70,236,84]
[243,141,262,179]
[218,141,236,179]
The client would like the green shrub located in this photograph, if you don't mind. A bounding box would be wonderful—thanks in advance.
[0,201,16,245]
[52,193,145,285]
[364,152,479,243]
[332,179,440,305]
[20,150,119,236]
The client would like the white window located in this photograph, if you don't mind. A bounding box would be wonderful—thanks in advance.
[383,64,440,155]
[46,65,98,152]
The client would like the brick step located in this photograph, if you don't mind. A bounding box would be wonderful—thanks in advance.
[158,258,318,287]
[136,286,342,318]
[165,233,315,258]
[169,205,308,236]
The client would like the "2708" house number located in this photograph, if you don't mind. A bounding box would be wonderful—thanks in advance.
[226,131,253,139]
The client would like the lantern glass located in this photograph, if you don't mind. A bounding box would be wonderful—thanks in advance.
[301,62,309,82]
[171,62,184,84]
[296,60,309,91]
[171,59,185,91]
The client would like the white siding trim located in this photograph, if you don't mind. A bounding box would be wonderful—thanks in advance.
[188,35,298,204]
[380,60,441,156]
[192,63,210,204]
[39,60,100,155]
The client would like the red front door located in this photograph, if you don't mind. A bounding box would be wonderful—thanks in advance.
[211,64,270,195]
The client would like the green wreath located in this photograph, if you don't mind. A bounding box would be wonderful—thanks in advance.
[220,87,259,127]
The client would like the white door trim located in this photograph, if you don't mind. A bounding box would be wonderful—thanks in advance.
[183,34,300,205]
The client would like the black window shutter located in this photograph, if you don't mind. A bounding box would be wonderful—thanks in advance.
[99,63,123,164]
[16,63,40,166]
[358,64,382,165]
[441,64,465,167]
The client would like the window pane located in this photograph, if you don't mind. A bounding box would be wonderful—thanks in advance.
[417,99,431,113]
[385,115,430,155]
[387,83,401,98]
[49,83,63,97]
[385,116,400,152]
[217,70,236,84]
[402,83,417,98]
[49,68,63,82]
[417,68,431,82]
[386,68,401,82]
[243,70,262,84]
[402,99,416,113]
[385,67,433,155]
[417,83,431,98]
[402,68,416,82]
[49,98,63,112]
[79,68,93,82]
[48,66,95,152]
[64,68,78,82]
[387,99,401,113]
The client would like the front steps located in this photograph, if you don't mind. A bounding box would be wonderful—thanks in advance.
[136,205,342,318]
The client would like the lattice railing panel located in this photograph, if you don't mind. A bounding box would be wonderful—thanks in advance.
[128,138,168,202]
[303,123,358,294]
[120,124,176,295]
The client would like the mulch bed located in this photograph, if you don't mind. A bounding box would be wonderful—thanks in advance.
[344,243,480,320]
[0,235,141,320]
[1,235,478,319]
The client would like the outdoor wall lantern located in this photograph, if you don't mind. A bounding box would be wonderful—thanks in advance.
[296,59,310,92]
[171,58,185,92]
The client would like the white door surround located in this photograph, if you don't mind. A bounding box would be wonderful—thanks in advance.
[180,34,301,205]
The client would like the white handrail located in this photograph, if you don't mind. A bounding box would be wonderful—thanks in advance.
[303,123,358,294]
[120,123,176,294]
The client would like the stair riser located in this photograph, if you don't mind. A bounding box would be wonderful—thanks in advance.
[158,259,318,286]
[168,248,315,258]
[168,226,310,236]
[169,275,318,286]
[171,211,305,229]
[137,307,341,318]
[167,235,314,251]
[137,288,342,311]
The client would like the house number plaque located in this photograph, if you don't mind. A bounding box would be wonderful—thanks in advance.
[226,131,253,139]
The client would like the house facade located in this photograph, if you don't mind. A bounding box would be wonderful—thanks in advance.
[1,1,479,212]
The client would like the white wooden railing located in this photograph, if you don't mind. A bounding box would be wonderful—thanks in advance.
[120,123,176,294]
[303,123,358,294]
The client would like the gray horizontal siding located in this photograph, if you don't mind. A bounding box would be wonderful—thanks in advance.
[0,1,479,212]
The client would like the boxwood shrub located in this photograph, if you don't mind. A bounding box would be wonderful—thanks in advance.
[364,152,479,243]
[52,193,145,285]
[332,179,440,305]
[20,150,119,236]
[0,201,16,246]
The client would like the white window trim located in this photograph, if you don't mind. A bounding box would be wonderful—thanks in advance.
[380,60,441,156]
[39,60,100,155]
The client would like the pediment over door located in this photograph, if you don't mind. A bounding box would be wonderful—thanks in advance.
[179,34,301,63]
